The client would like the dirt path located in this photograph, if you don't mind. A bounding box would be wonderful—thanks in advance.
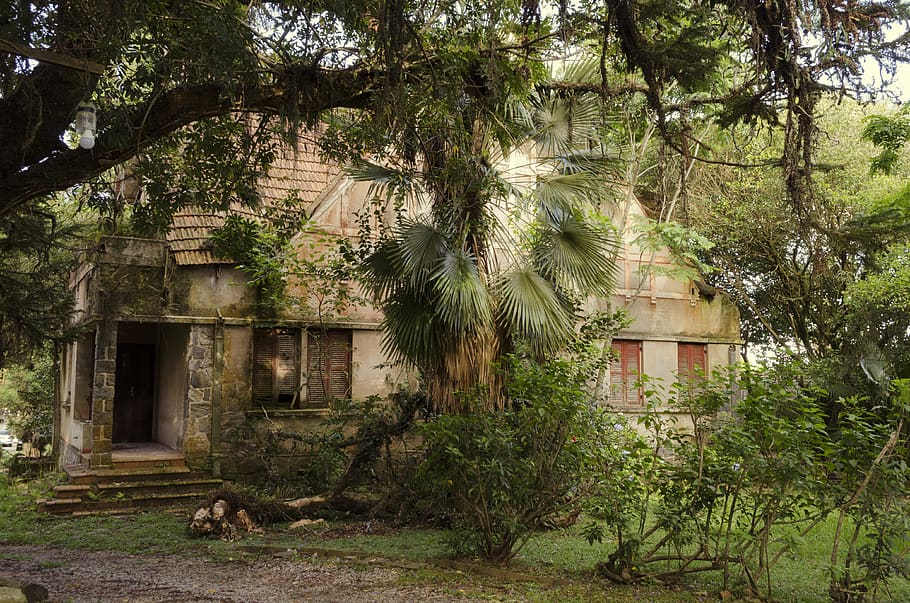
[0,544,487,602]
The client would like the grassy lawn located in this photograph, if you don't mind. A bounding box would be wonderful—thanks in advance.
[1,474,908,602]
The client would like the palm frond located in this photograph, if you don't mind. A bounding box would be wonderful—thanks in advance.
[432,248,492,332]
[554,149,624,179]
[533,214,619,295]
[362,239,400,299]
[381,287,446,369]
[533,171,602,216]
[556,55,602,85]
[346,159,417,201]
[527,92,602,157]
[497,266,575,355]
[393,220,450,285]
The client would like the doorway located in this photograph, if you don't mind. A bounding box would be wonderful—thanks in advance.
[112,343,156,443]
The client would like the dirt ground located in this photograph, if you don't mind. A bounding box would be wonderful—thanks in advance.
[0,544,491,602]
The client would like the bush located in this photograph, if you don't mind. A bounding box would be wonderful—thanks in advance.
[416,356,618,563]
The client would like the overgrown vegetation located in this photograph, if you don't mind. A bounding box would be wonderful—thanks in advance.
[0,351,55,452]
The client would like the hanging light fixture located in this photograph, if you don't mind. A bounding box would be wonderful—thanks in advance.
[75,101,97,149]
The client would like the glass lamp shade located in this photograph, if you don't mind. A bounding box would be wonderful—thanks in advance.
[75,102,97,149]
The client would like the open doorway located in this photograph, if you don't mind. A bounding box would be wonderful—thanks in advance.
[111,322,188,457]
[112,343,156,443]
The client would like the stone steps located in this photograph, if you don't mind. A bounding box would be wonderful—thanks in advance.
[38,461,222,516]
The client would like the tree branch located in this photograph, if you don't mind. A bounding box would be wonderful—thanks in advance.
[0,65,377,217]
[0,37,106,75]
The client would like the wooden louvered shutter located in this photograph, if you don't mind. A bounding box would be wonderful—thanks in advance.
[253,329,299,406]
[306,330,352,407]
[253,330,274,404]
[610,340,642,405]
[275,332,299,402]
[677,343,707,397]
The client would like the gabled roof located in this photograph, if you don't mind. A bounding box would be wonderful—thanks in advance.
[165,134,341,265]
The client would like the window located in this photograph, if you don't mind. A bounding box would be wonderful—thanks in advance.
[306,329,352,407]
[609,340,642,406]
[677,342,707,398]
[253,328,300,406]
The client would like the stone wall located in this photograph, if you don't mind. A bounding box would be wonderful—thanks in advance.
[184,324,214,468]
[90,322,117,468]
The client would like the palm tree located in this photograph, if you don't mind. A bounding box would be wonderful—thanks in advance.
[353,63,620,413]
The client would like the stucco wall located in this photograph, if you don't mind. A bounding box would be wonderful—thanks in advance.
[169,266,255,317]
[618,294,740,342]
[351,330,412,399]
[156,324,188,450]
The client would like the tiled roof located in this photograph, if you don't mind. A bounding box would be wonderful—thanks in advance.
[166,132,341,265]
[166,210,233,266]
[259,134,339,208]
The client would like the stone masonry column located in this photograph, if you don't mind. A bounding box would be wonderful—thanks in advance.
[90,321,117,469]
[184,324,214,469]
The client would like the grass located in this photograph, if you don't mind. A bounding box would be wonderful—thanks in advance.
[2,475,908,602]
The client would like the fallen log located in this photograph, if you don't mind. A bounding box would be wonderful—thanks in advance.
[188,489,375,539]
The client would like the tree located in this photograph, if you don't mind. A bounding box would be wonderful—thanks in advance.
[351,52,620,412]
[0,1,386,218]
[3,1,907,219]
[4,0,909,404]
[0,199,80,366]
[0,351,55,449]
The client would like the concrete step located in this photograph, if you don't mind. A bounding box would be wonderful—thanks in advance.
[68,465,194,485]
[36,497,82,514]
[112,457,185,470]
[94,478,223,499]
[39,466,223,516]
[52,484,91,498]
[40,490,215,516]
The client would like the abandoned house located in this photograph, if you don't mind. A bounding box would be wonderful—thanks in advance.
[53,134,741,489]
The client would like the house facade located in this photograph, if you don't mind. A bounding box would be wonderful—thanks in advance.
[55,138,741,481]
[600,200,741,415]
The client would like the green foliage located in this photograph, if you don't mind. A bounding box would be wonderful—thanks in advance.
[862,109,910,176]
[629,216,717,282]
[353,66,621,412]
[416,356,617,563]
[845,243,910,379]
[579,362,910,601]
[0,351,55,447]
[211,214,293,315]
[0,201,80,366]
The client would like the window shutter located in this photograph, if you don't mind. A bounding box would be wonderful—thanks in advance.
[677,343,707,398]
[253,329,299,406]
[276,332,299,397]
[307,333,327,403]
[610,340,642,405]
[253,330,275,404]
[327,330,352,400]
[307,330,352,406]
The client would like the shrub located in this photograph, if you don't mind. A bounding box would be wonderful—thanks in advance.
[416,356,618,563]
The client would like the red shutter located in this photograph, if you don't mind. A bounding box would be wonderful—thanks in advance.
[610,340,642,405]
[677,343,707,397]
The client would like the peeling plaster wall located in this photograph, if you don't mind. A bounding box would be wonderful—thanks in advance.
[169,266,255,316]
[214,325,253,477]
[351,330,413,399]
